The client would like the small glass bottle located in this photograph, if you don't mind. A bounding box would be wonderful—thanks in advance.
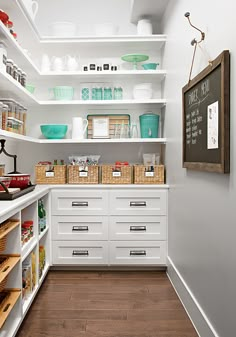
[130,123,139,138]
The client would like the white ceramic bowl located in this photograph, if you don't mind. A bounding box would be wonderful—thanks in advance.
[94,23,118,36]
[133,87,153,99]
[49,22,77,37]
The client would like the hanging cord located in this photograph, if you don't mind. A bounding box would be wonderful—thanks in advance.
[184,12,208,83]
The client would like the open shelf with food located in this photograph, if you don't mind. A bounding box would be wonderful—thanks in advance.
[21,201,37,256]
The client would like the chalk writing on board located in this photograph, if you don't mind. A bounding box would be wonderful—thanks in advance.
[185,78,210,147]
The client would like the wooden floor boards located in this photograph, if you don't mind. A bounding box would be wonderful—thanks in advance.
[16,271,198,337]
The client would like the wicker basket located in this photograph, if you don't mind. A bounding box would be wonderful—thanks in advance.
[0,277,7,292]
[101,164,132,184]
[67,165,99,184]
[0,238,7,253]
[134,165,165,184]
[35,165,67,184]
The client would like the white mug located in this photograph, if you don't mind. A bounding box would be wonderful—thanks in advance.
[72,117,88,139]
[51,56,64,71]
[22,0,39,20]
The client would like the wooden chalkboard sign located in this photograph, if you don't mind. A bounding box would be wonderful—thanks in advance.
[182,50,230,173]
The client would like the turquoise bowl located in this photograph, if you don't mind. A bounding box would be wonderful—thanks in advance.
[142,63,159,70]
[40,124,68,139]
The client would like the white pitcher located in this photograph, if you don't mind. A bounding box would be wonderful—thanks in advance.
[22,0,39,20]
[72,117,88,139]
[65,55,79,71]
[51,56,64,71]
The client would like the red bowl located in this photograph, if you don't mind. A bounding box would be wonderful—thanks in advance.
[4,174,30,189]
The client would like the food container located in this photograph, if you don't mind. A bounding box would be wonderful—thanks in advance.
[133,83,152,99]
[137,18,153,35]
[50,86,74,100]
[142,63,159,70]
[139,113,159,138]
[94,23,118,36]
[4,174,30,189]
[40,124,68,139]
[0,177,12,191]
[49,22,77,37]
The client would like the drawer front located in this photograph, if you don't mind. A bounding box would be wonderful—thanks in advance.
[109,190,167,215]
[52,216,108,241]
[51,190,108,215]
[52,241,108,265]
[109,241,166,265]
[109,216,166,241]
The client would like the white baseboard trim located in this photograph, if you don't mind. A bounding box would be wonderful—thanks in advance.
[167,256,219,337]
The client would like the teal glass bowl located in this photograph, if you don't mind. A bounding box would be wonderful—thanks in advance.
[142,63,159,70]
[40,124,68,139]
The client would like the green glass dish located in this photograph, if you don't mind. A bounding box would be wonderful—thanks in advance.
[121,54,149,70]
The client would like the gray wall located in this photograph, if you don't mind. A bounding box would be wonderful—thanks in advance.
[163,1,236,337]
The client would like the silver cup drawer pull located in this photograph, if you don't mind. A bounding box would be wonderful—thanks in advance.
[130,226,146,231]
[72,226,89,231]
[72,201,88,207]
[130,250,146,256]
[72,250,89,256]
[130,201,146,207]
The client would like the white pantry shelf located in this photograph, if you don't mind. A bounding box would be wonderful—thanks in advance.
[0,21,40,75]
[40,70,166,81]
[0,71,38,105]
[38,99,167,107]
[0,130,167,144]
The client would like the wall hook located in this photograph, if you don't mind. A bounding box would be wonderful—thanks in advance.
[184,12,205,44]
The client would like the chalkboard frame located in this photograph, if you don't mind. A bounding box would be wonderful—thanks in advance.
[182,50,230,173]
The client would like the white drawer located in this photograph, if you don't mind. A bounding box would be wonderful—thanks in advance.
[52,216,108,241]
[109,241,166,265]
[52,241,108,265]
[51,190,108,215]
[109,216,166,241]
[109,190,167,215]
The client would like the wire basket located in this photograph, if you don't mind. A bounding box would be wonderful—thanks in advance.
[101,165,132,184]
[134,165,165,184]
[67,165,99,184]
[35,165,67,184]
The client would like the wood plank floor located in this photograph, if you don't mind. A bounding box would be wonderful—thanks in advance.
[16,271,198,337]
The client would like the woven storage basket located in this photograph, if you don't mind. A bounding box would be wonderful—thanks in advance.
[0,277,7,292]
[101,165,132,184]
[67,165,99,184]
[134,165,165,184]
[35,165,67,184]
[0,238,7,253]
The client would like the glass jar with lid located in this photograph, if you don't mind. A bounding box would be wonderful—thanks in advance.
[104,86,112,100]
[1,104,8,130]
[13,63,18,80]
[21,71,26,87]
[17,68,22,84]
[6,59,14,76]
[0,42,7,72]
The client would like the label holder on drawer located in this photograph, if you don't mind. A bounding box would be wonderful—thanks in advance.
[130,201,146,207]
[72,250,89,256]
[130,226,146,231]
[72,201,88,207]
[130,250,146,256]
[72,226,89,232]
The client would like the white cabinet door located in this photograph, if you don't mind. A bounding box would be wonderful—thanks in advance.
[51,190,108,215]
[109,215,166,241]
[52,215,108,241]
[109,241,166,265]
[52,241,108,265]
[109,190,167,215]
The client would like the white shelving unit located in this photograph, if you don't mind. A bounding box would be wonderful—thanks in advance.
[0,189,50,337]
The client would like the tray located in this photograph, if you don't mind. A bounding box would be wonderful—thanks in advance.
[87,114,130,139]
[0,184,36,200]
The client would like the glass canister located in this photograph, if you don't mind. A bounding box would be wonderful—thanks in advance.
[139,112,160,138]
[104,86,112,100]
